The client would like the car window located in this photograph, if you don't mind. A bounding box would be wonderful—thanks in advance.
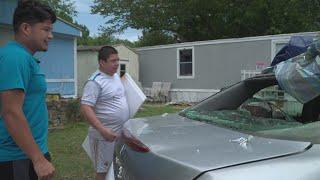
[181,83,320,143]
[246,85,302,122]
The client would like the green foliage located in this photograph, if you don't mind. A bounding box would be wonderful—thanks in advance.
[39,0,136,46]
[75,22,90,39]
[77,34,136,47]
[92,0,320,45]
[64,99,85,122]
[40,0,77,23]
[40,0,97,47]
[48,122,94,179]
[134,30,176,47]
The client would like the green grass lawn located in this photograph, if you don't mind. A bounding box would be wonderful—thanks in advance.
[48,103,187,179]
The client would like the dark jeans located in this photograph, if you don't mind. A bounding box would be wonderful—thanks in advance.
[0,153,51,180]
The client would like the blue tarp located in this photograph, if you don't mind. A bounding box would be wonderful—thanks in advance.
[271,36,313,66]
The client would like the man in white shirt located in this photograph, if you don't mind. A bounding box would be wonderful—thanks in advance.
[81,46,129,180]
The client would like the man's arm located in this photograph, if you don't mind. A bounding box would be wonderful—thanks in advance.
[0,90,54,179]
[81,104,117,141]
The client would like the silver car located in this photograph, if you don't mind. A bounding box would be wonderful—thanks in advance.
[114,74,320,180]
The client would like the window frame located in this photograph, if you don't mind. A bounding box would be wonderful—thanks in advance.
[118,60,129,77]
[177,47,195,79]
[120,63,126,77]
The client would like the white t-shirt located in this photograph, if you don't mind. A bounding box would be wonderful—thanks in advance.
[81,70,129,138]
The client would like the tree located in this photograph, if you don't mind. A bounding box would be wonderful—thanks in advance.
[92,0,320,45]
[39,0,109,47]
[77,32,136,47]
[40,0,77,23]
[75,22,91,45]
[36,0,136,47]
[134,30,175,47]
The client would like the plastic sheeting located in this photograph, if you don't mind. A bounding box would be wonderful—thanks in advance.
[121,73,146,118]
[275,40,320,103]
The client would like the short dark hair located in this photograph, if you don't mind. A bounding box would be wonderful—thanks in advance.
[13,0,57,33]
[98,46,118,62]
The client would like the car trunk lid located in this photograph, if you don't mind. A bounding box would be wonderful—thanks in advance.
[126,114,312,172]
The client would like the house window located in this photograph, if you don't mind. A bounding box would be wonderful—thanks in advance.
[120,64,126,77]
[177,47,194,78]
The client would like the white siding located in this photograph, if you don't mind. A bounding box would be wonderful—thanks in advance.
[115,45,139,82]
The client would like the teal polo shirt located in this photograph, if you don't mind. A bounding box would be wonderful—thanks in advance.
[0,41,49,161]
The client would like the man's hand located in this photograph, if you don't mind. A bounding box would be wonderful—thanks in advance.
[32,156,55,180]
[0,90,55,179]
[99,127,118,142]
[81,104,118,142]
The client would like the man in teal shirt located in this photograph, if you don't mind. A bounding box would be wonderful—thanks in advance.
[0,1,56,179]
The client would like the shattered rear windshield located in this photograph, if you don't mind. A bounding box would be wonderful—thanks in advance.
[180,84,320,143]
[182,109,301,132]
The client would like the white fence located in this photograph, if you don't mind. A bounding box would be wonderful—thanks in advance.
[241,70,261,80]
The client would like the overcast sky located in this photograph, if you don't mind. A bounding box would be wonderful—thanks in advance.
[74,0,141,41]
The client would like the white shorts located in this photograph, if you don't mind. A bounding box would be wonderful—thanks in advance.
[89,135,115,173]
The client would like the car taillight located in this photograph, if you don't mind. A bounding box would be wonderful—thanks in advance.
[122,129,150,153]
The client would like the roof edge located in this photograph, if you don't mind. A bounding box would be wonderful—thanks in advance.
[77,44,137,54]
[57,17,82,31]
[136,31,319,51]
